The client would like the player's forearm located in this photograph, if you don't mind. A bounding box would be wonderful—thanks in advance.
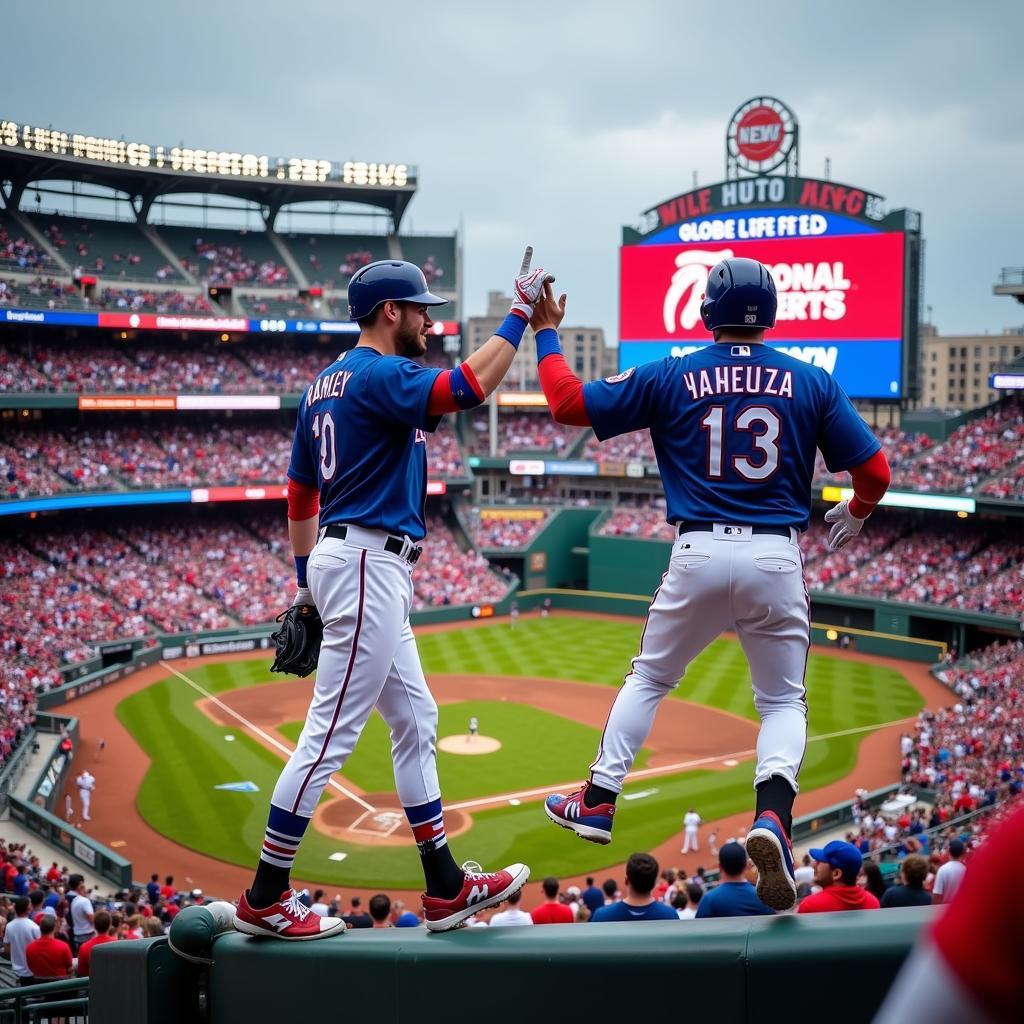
[286,477,320,588]
[848,448,891,518]
[536,331,591,426]
[463,323,522,396]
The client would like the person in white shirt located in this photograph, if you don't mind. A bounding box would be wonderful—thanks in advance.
[3,898,40,984]
[681,808,702,854]
[309,889,330,917]
[794,854,815,888]
[488,889,534,927]
[676,882,703,920]
[76,770,96,821]
[932,839,967,905]
[68,875,96,951]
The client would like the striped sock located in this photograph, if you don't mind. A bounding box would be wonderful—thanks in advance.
[405,798,463,898]
[260,804,310,870]
[405,797,447,852]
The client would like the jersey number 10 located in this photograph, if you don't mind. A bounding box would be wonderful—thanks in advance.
[699,405,781,481]
[312,412,337,481]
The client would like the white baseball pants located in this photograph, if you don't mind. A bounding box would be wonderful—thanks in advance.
[270,530,440,818]
[590,525,809,794]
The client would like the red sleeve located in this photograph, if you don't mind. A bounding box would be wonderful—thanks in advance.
[286,476,320,521]
[538,353,591,426]
[848,448,890,519]
[426,365,484,416]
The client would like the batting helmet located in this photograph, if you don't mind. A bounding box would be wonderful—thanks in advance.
[347,260,447,321]
[700,257,777,332]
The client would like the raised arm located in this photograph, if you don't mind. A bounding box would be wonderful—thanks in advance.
[426,251,554,414]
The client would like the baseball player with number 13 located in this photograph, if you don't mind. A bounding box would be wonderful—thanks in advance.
[537,257,891,911]
[234,251,553,940]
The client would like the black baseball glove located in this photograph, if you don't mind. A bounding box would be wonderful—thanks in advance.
[269,603,323,678]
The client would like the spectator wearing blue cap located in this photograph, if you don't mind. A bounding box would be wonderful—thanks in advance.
[798,841,879,913]
[395,912,422,928]
[695,843,774,919]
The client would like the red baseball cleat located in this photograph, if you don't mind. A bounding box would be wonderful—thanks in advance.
[233,889,347,941]
[422,861,530,932]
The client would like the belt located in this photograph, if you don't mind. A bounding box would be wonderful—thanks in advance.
[322,524,422,564]
[677,521,794,539]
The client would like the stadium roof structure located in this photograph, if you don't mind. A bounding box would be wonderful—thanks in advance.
[0,118,418,229]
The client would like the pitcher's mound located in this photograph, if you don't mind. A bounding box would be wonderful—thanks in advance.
[438,734,501,755]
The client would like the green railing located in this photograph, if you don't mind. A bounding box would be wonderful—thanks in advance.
[0,977,89,1024]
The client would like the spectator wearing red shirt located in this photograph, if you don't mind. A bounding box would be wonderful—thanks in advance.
[159,876,176,901]
[45,863,62,885]
[530,877,575,925]
[76,910,116,977]
[25,916,72,981]
[798,841,880,914]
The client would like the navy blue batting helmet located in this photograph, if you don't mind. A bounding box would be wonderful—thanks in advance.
[347,260,447,321]
[700,257,777,332]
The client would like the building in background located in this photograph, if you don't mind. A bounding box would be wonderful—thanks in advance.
[920,324,1024,411]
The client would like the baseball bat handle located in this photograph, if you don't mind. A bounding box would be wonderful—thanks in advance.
[520,246,533,276]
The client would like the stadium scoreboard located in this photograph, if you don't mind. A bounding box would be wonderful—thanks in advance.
[620,98,922,400]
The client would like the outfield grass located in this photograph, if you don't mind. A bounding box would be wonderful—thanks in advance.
[117,616,923,888]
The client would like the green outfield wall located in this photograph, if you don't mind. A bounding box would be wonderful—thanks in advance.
[92,908,933,1024]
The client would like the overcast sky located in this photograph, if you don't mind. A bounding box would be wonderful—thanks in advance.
[6,1,1023,340]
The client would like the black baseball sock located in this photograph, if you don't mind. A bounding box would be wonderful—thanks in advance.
[249,862,291,909]
[420,843,466,900]
[755,776,796,838]
[584,783,618,809]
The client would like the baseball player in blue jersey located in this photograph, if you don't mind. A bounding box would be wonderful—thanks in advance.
[234,254,553,939]
[536,258,891,911]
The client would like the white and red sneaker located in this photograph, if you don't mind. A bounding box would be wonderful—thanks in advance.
[422,861,530,932]
[233,889,347,941]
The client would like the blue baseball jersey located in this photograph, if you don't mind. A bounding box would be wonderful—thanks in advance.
[584,344,879,531]
[288,347,443,541]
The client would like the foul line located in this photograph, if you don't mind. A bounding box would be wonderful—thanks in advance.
[446,716,917,813]
[161,661,376,814]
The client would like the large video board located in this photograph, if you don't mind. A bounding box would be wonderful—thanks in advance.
[619,98,922,400]
[619,231,905,398]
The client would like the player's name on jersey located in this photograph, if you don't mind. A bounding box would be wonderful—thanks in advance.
[681,365,794,401]
[305,368,353,408]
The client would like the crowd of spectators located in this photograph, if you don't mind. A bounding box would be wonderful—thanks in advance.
[337,249,375,279]
[465,507,552,549]
[0,225,52,273]
[183,238,289,287]
[813,427,934,487]
[466,412,583,455]
[411,516,512,610]
[93,288,213,315]
[427,425,466,478]
[598,501,675,541]
[582,431,656,465]
[420,256,445,286]
[887,403,1024,495]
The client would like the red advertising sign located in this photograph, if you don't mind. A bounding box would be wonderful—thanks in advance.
[620,232,904,342]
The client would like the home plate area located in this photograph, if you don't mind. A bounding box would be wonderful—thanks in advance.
[313,792,471,845]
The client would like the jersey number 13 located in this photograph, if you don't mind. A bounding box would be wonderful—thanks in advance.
[699,405,781,481]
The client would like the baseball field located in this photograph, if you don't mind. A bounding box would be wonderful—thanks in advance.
[111,613,926,891]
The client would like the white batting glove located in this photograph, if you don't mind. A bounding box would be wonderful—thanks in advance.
[511,266,555,320]
[292,586,315,608]
[824,500,866,552]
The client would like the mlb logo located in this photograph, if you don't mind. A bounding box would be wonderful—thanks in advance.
[744,314,757,324]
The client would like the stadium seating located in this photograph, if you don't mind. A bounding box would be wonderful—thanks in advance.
[465,507,553,549]
[279,231,389,288]
[24,212,180,281]
[583,430,656,464]
[155,225,290,286]
[466,411,583,455]
[0,209,61,275]
[396,236,456,288]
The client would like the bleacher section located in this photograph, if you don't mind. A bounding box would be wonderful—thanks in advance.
[23,212,181,281]
[0,208,62,274]
[156,225,290,285]
[397,235,456,288]
[281,231,390,288]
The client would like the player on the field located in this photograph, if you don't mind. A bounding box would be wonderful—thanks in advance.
[536,260,891,911]
[234,254,551,940]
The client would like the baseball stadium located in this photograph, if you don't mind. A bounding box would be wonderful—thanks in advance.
[0,28,1022,1024]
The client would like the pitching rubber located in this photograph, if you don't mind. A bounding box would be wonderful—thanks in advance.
[745,829,798,912]
[543,801,612,845]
